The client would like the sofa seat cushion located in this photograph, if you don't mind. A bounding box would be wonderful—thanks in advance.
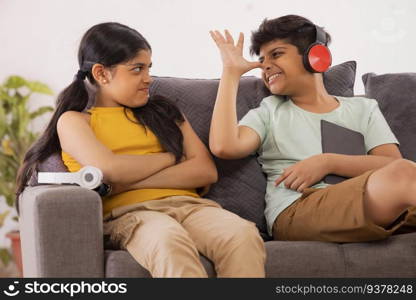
[105,233,416,277]
[265,232,416,277]
[104,250,216,278]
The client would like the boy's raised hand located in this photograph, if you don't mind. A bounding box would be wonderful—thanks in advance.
[210,30,262,76]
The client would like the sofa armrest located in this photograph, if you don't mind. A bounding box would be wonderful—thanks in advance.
[19,185,104,277]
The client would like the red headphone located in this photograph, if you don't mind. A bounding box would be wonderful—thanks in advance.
[302,25,332,73]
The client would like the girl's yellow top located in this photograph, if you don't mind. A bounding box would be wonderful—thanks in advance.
[61,106,199,216]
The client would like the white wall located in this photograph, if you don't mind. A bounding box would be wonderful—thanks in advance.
[1,0,415,96]
[0,0,415,246]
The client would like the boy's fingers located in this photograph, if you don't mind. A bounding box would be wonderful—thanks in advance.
[275,173,289,186]
[211,30,226,43]
[224,29,234,44]
[290,177,303,191]
[249,61,263,69]
[297,183,307,193]
[274,176,284,186]
[275,168,292,186]
[237,32,244,48]
[282,172,297,189]
[209,31,219,44]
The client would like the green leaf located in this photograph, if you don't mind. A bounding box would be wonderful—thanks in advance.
[0,210,9,227]
[4,76,26,89]
[0,104,6,138]
[5,194,15,207]
[0,75,53,211]
[30,106,54,120]
[0,248,12,266]
[17,94,30,108]
[17,101,30,138]
[26,81,53,95]
[0,90,14,103]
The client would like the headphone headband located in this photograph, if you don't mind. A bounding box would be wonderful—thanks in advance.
[297,23,327,45]
[314,25,327,45]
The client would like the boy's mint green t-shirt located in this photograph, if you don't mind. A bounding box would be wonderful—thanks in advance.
[239,95,399,236]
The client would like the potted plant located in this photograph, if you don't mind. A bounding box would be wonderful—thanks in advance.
[0,75,53,276]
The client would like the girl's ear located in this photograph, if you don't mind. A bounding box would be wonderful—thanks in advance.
[91,63,111,85]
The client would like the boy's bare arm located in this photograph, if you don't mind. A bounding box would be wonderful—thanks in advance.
[209,30,262,159]
[326,143,402,178]
[275,144,402,192]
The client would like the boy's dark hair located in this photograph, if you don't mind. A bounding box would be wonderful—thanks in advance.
[250,15,331,56]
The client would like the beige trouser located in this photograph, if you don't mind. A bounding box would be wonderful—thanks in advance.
[103,196,266,278]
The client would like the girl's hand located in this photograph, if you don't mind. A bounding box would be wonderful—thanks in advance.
[209,30,262,76]
[274,154,331,192]
[109,181,128,196]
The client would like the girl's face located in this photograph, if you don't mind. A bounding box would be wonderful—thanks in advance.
[259,40,311,96]
[99,49,153,108]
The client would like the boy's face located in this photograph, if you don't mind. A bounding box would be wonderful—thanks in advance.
[259,39,311,95]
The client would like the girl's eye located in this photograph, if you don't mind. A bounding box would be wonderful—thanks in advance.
[132,67,143,72]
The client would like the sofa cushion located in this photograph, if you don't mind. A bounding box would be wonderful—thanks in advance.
[362,72,416,161]
[28,152,68,186]
[324,60,356,97]
[149,61,357,237]
[105,250,216,278]
[265,232,416,277]
[106,232,416,277]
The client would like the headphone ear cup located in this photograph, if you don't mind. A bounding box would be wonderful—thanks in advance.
[303,43,332,73]
[79,166,103,189]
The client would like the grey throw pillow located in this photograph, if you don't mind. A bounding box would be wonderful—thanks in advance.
[28,152,68,186]
[362,72,416,162]
[324,61,356,97]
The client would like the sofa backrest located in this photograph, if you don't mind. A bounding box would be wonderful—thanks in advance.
[150,76,271,236]
[31,61,358,238]
[149,60,357,237]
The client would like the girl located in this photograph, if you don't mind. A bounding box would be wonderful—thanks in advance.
[16,22,265,277]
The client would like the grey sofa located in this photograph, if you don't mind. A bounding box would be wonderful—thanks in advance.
[19,61,416,277]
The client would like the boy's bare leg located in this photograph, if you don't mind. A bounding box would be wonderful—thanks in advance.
[364,159,416,227]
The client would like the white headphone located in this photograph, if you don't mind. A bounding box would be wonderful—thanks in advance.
[37,166,103,189]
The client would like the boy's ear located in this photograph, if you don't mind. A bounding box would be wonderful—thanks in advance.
[91,64,110,85]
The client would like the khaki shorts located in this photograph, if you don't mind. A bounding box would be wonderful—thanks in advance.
[273,170,416,243]
[103,195,222,249]
[102,195,266,277]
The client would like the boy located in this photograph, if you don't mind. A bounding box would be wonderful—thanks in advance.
[209,15,416,242]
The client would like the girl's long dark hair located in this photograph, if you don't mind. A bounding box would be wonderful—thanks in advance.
[16,22,184,204]
[126,95,184,163]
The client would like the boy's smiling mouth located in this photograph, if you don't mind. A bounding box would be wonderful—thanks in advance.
[267,72,283,84]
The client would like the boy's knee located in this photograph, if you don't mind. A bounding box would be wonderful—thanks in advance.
[387,159,416,183]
